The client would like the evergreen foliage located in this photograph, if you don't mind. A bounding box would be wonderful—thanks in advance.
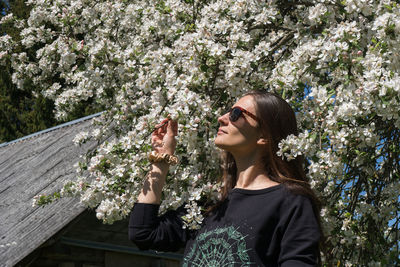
[0,0,99,143]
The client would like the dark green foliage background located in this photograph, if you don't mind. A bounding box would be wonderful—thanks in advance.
[0,0,98,143]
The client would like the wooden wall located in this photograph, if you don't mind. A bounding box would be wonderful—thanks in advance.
[16,210,183,267]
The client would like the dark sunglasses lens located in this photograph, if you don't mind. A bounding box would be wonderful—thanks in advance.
[229,107,242,122]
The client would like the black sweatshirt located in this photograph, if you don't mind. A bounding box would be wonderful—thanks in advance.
[129,184,320,266]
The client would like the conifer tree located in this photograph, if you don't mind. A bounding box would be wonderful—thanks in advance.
[0,0,99,143]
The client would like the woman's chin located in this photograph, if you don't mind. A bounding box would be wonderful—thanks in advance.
[214,137,229,151]
[214,137,223,148]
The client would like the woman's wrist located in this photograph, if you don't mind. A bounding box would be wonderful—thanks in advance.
[148,151,178,165]
[150,161,170,172]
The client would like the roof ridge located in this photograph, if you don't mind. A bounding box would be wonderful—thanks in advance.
[0,111,104,149]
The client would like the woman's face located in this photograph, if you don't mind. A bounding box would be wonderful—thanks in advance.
[215,95,262,155]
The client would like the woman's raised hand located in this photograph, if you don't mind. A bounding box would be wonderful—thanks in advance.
[138,118,178,204]
[151,118,178,155]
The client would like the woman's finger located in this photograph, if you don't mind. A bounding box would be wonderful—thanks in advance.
[167,120,178,136]
[172,120,178,136]
[154,118,169,130]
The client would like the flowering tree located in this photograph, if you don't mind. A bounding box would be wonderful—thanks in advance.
[1,0,399,265]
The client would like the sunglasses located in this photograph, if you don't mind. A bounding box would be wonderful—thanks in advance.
[229,106,260,123]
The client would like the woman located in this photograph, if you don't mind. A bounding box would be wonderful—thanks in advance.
[129,91,322,266]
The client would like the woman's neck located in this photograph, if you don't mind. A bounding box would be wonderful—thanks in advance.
[233,153,279,190]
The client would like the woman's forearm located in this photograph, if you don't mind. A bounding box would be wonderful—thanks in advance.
[137,162,170,204]
[137,118,177,204]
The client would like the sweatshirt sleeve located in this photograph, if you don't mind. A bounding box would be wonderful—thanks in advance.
[128,203,189,252]
[278,194,320,267]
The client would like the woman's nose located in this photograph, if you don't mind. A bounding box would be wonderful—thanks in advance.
[218,112,229,125]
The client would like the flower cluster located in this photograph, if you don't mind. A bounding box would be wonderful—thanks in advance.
[3,0,400,265]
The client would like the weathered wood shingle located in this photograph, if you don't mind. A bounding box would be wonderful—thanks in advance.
[0,113,101,267]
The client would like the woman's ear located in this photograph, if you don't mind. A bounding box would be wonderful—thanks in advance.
[257,136,268,146]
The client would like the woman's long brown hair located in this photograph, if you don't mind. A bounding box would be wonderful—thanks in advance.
[213,91,323,263]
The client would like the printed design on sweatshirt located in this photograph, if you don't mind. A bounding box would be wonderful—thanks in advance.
[182,225,253,267]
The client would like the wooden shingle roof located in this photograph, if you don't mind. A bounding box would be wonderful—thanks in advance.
[0,113,102,267]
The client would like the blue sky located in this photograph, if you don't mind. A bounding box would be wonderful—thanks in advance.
[1,0,9,15]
